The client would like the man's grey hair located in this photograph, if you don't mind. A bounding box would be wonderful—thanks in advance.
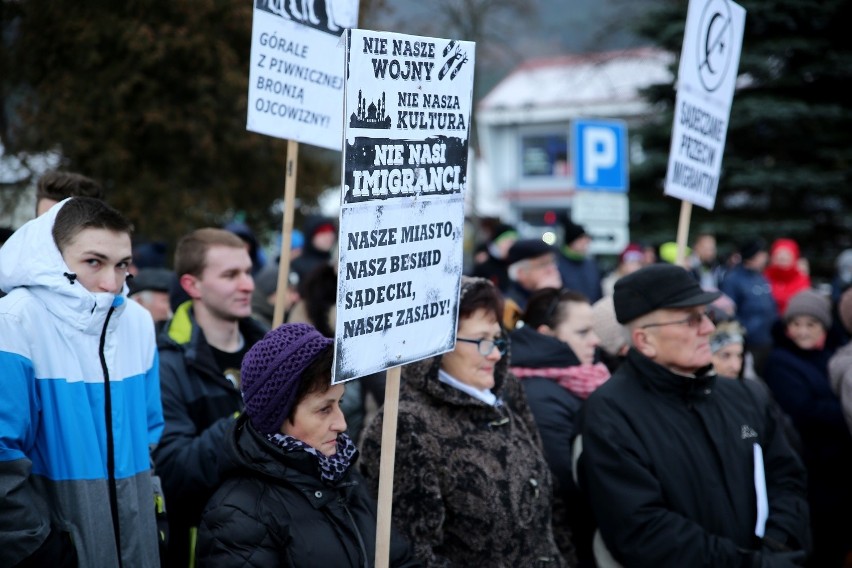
[507,259,529,282]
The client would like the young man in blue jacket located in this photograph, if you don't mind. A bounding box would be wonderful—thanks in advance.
[0,197,164,567]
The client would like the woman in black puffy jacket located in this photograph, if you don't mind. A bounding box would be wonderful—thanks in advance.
[197,323,418,567]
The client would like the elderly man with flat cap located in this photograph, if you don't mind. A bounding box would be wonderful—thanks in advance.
[575,263,811,567]
[502,238,563,329]
[129,267,174,332]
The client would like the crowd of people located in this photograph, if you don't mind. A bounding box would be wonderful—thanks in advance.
[1,170,852,567]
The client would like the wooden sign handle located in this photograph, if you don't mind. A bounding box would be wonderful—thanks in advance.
[375,365,401,568]
[273,139,300,328]
[675,200,692,268]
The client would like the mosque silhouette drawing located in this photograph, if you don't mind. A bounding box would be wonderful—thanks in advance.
[350,90,392,129]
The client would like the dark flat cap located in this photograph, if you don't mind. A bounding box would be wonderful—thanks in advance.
[129,268,174,295]
[613,263,721,323]
[506,239,555,266]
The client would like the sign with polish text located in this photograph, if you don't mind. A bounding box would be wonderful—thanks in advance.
[664,0,746,210]
[333,29,475,383]
[246,0,358,150]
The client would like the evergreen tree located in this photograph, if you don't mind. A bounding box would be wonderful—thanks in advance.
[0,1,355,246]
[630,0,852,276]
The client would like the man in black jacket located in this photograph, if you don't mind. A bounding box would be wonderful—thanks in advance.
[576,263,811,567]
[153,228,268,567]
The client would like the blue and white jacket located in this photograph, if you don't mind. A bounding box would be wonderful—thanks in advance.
[0,201,164,567]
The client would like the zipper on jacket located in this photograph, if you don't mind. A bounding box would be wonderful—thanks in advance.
[99,306,124,568]
[341,498,369,568]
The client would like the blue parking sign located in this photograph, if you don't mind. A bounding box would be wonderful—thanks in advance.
[572,119,628,192]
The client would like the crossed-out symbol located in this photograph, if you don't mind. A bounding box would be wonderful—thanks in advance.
[697,0,733,92]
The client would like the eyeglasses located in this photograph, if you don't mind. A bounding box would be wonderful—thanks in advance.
[640,309,710,330]
[456,337,508,356]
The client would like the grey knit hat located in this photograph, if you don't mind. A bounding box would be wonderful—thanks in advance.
[240,323,333,435]
[784,289,831,330]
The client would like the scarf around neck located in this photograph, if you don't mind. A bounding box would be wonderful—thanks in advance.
[266,431,358,484]
[511,362,611,399]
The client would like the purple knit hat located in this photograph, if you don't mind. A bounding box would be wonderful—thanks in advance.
[241,323,333,435]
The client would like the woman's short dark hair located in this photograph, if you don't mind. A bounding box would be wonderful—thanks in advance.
[524,288,589,329]
[286,344,335,424]
[458,277,504,322]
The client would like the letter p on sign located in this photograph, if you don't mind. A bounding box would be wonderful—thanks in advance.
[572,119,628,192]
[583,128,615,183]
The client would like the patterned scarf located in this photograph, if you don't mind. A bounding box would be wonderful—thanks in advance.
[266,431,358,484]
[511,362,611,399]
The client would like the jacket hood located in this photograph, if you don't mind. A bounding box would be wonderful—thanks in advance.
[765,238,806,283]
[770,238,800,261]
[223,221,262,270]
[509,323,581,368]
[0,198,127,332]
[162,300,195,346]
[300,214,337,256]
[0,201,68,291]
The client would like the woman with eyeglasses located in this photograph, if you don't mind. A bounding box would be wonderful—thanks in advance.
[509,287,610,566]
[359,276,566,567]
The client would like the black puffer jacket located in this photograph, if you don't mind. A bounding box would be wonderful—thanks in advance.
[578,349,811,566]
[509,324,590,566]
[197,416,419,567]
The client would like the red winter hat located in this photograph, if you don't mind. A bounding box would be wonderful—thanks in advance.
[618,243,644,265]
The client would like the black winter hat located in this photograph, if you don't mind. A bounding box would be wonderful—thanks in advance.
[490,223,518,244]
[506,239,555,266]
[128,268,174,295]
[613,263,722,324]
[738,238,766,261]
[562,219,587,245]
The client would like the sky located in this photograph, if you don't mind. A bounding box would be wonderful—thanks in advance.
[366,0,660,98]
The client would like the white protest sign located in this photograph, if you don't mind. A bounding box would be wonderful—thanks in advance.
[333,29,475,383]
[246,0,358,150]
[664,0,746,210]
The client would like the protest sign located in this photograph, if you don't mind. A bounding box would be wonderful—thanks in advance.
[246,0,358,150]
[333,29,475,384]
[664,0,745,210]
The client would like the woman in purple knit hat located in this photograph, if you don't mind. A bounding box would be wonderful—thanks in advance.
[196,323,418,567]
